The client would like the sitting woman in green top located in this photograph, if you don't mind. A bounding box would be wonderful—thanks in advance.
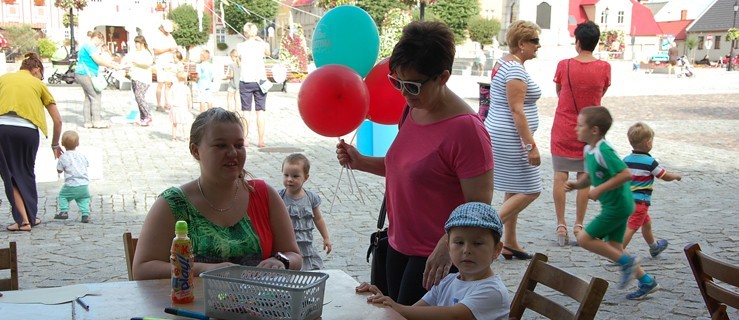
[133,108,302,280]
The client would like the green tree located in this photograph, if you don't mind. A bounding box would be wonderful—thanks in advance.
[685,36,697,63]
[37,38,58,59]
[317,0,355,9]
[427,0,480,42]
[355,0,415,28]
[379,8,412,59]
[217,0,278,34]
[7,24,38,55]
[167,4,211,50]
[467,16,500,46]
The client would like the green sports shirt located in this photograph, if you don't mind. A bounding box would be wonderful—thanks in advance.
[584,139,634,215]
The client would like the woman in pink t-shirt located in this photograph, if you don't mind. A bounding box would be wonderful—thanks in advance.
[551,21,610,246]
[337,21,494,305]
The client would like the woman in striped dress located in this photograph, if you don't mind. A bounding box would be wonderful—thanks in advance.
[484,20,542,260]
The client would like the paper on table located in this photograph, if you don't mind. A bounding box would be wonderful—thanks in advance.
[0,284,91,304]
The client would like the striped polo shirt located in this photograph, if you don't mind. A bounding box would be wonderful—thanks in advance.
[623,151,666,205]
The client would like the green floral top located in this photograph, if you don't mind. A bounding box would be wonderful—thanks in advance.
[161,186,263,266]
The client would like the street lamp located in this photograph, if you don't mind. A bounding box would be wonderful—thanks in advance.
[604,7,610,31]
[729,1,738,71]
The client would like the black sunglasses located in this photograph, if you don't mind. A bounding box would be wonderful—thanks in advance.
[528,38,540,45]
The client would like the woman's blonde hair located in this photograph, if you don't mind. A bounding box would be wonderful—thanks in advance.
[243,23,258,39]
[506,20,541,52]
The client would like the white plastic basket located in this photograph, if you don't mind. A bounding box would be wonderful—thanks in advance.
[201,266,329,320]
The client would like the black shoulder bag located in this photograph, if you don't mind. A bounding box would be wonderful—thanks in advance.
[365,105,410,296]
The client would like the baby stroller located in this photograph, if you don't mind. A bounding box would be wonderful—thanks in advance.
[48,51,78,84]
[677,56,694,78]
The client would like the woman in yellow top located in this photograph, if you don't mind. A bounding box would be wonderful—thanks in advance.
[0,53,63,231]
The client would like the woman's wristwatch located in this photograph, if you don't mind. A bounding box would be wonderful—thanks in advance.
[525,142,536,152]
[273,252,290,269]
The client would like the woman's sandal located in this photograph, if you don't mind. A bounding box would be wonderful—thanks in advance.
[556,224,569,247]
[573,224,584,238]
[501,246,533,260]
[6,223,32,232]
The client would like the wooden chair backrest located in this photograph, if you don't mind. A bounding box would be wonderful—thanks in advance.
[0,241,19,290]
[123,232,138,281]
[684,243,739,320]
[509,253,609,320]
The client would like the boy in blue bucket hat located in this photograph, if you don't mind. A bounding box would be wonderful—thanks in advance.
[357,202,510,320]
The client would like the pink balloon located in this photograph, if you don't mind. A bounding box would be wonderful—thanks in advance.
[365,58,407,125]
[298,65,369,137]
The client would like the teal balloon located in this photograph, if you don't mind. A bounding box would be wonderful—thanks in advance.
[312,6,379,78]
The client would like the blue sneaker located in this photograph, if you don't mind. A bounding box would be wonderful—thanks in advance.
[649,239,669,258]
[626,279,660,300]
[619,255,641,289]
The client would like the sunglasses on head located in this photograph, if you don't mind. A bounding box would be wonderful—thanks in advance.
[528,38,540,45]
[387,74,432,96]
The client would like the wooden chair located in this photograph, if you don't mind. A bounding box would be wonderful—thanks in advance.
[509,253,609,320]
[684,243,739,320]
[0,241,19,291]
[123,232,138,281]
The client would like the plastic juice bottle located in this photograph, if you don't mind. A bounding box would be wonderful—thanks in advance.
[171,220,195,304]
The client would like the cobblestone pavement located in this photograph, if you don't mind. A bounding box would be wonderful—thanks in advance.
[0,65,738,319]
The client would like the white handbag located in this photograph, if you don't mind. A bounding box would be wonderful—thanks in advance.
[82,63,107,93]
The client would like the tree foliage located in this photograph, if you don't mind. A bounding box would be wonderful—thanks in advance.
[379,8,412,59]
[317,0,355,9]
[167,4,211,49]
[217,0,278,34]
[426,0,480,43]
[728,28,739,41]
[355,0,414,27]
[7,24,38,54]
[467,16,500,46]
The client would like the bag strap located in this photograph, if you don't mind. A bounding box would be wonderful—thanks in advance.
[567,59,579,114]
[375,106,409,230]
[376,197,387,230]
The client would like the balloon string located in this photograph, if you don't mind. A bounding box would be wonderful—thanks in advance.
[328,131,363,215]
[346,131,365,205]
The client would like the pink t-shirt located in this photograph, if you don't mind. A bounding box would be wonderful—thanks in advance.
[551,59,611,159]
[385,112,493,257]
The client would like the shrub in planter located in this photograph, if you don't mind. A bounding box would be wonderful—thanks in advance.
[216,42,228,51]
[37,38,57,59]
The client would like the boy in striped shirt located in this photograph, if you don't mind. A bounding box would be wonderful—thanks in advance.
[622,122,682,257]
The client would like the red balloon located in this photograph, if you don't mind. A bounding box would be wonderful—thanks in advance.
[298,65,369,137]
[365,58,407,125]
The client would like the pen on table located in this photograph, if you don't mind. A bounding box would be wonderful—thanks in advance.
[164,307,209,320]
[75,296,90,311]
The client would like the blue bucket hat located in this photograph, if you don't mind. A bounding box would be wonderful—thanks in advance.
[444,202,503,237]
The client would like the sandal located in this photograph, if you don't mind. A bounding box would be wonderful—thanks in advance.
[556,224,569,247]
[573,224,584,238]
[6,223,32,232]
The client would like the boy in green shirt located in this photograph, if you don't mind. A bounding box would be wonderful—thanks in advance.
[565,106,659,300]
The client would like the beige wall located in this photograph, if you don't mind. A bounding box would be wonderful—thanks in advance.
[481,0,504,22]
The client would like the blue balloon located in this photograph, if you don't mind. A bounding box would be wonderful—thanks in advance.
[312,6,379,78]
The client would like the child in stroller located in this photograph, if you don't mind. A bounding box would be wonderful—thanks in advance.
[677,55,694,78]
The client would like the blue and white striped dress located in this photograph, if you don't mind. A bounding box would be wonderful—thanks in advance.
[484,59,542,194]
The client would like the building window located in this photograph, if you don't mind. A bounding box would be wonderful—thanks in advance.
[536,2,551,29]
[618,11,624,23]
[216,27,226,44]
[600,11,607,24]
[714,35,721,49]
[698,36,704,50]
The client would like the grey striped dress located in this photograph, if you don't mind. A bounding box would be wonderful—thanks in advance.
[484,59,542,194]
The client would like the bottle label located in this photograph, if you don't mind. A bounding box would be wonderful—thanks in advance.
[171,240,194,300]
